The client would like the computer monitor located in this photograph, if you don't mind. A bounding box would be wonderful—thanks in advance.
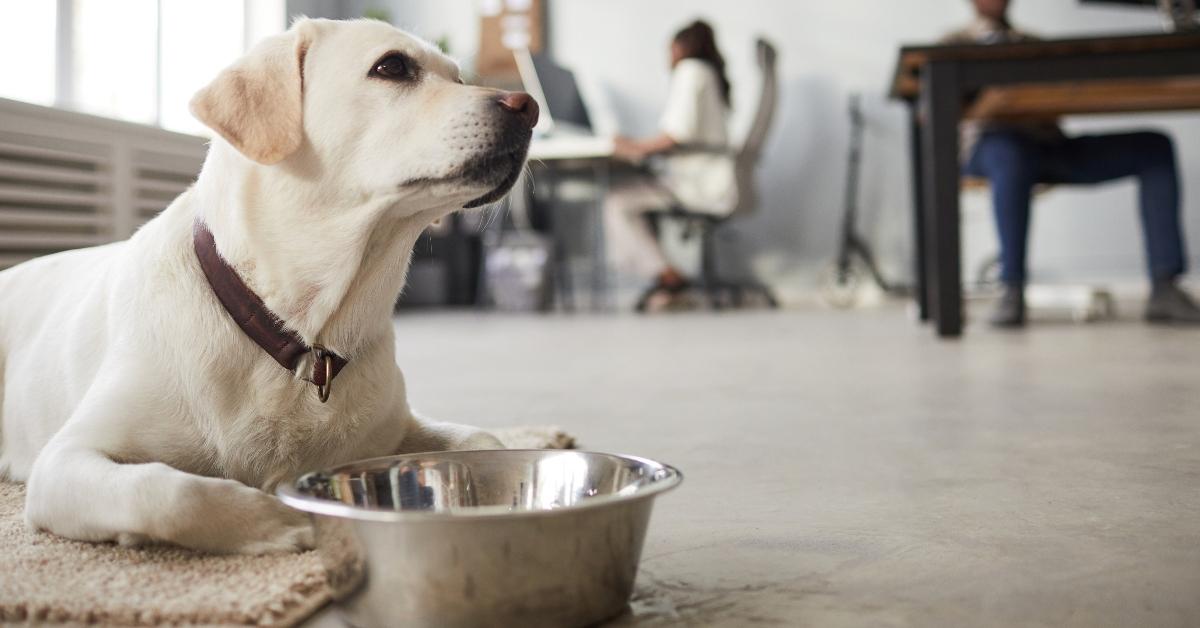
[513,49,593,135]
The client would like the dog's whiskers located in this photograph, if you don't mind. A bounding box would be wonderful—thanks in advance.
[521,163,537,196]
[480,199,507,232]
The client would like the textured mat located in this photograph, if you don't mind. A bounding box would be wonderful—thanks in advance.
[0,425,575,626]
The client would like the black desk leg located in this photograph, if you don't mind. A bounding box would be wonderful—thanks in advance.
[919,61,963,337]
[546,167,575,312]
[592,161,611,311]
[908,106,929,322]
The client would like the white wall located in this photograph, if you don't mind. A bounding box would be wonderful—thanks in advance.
[307,0,1200,297]
[547,0,1200,297]
[333,0,482,61]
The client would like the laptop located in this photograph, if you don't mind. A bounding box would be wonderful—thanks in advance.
[514,49,614,159]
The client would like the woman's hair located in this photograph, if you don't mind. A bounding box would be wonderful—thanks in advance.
[672,20,731,107]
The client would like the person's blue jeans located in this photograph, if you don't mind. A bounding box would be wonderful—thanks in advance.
[963,130,1186,285]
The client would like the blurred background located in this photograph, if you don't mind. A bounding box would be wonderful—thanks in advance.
[0,0,1196,312]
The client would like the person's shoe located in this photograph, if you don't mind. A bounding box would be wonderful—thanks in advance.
[655,268,691,295]
[989,284,1026,328]
[1146,280,1200,325]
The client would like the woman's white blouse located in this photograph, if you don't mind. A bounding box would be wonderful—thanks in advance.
[658,58,738,215]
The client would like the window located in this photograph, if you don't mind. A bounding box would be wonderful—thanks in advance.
[73,0,159,124]
[159,1,248,134]
[0,0,286,135]
[0,2,57,106]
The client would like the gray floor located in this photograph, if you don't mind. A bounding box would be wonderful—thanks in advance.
[318,306,1200,627]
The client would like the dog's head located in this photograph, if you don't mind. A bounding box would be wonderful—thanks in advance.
[190,18,537,211]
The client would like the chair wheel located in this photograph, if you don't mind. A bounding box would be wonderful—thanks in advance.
[633,287,655,313]
[818,260,864,309]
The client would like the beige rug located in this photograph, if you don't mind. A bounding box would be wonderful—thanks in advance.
[0,426,575,626]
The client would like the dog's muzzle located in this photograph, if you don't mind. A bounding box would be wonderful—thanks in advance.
[462,92,539,208]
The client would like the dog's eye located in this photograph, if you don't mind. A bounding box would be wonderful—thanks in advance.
[370,53,413,80]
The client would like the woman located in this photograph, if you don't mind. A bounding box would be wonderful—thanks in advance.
[605,20,738,302]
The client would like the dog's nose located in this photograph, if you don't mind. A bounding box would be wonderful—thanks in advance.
[497,92,539,128]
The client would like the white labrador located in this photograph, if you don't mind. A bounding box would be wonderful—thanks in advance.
[0,18,539,554]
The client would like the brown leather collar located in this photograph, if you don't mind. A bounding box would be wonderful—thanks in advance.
[193,221,347,402]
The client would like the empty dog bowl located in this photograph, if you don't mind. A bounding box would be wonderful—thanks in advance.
[277,450,682,628]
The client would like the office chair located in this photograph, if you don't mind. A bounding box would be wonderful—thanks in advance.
[635,38,781,311]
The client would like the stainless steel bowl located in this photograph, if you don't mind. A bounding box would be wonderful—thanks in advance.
[277,449,682,628]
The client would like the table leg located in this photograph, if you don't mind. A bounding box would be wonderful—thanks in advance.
[919,61,963,338]
[544,166,576,312]
[550,210,575,313]
[591,161,611,311]
[908,105,929,322]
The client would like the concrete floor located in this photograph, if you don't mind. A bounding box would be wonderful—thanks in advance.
[316,306,1200,627]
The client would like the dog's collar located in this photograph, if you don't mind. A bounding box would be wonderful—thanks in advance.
[192,220,347,402]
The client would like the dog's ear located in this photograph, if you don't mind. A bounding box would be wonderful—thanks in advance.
[189,21,317,165]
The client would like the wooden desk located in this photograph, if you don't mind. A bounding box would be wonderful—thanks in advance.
[889,32,1200,337]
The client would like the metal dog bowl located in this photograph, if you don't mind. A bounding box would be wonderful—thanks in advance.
[277,450,682,628]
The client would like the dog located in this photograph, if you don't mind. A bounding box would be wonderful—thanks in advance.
[0,18,538,554]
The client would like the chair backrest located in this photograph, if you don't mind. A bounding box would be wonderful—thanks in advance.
[732,38,779,216]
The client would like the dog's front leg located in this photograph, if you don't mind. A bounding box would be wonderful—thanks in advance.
[396,414,504,453]
[26,444,313,554]
[24,376,313,554]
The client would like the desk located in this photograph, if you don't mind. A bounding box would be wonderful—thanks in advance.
[890,32,1200,337]
[522,134,617,310]
[527,134,614,162]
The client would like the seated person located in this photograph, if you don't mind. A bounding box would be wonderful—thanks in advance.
[948,0,1200,327]
[605,20,738,304]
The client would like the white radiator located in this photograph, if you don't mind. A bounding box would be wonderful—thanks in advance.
[0,98,206,270]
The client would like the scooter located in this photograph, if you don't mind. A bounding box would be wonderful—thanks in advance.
[820,94,910,308]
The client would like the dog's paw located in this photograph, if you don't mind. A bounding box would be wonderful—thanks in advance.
[217,486,316,555]
[235,517,316,555]
[457,430,504,451]
[164,477,315,555]
[399,420,507,453]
